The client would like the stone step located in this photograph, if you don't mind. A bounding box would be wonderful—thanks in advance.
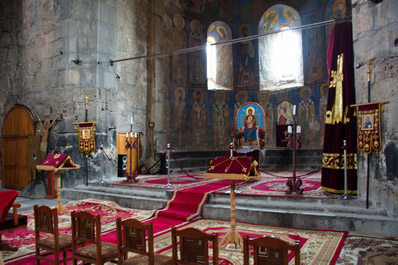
[202,193,398,237]
[61,180,398,237]
[62,183,173,210]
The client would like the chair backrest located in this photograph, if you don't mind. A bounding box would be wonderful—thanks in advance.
[243,235,300,265]
[116,217,154,264]
[34,205,58,241]
[71,211,102,256]
[171,227,218,265]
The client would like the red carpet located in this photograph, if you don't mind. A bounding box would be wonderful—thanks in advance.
[3,196,348,265]
[3,172,345,265]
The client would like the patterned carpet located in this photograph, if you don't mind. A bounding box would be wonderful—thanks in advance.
[111,171,337,199]
[2,198,398,265]
[154,219,347,265]
[336,234,398,264]
[2,199,154,264]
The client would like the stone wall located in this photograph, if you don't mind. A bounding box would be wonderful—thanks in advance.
[352,0,398,216]
[0,0,151,188]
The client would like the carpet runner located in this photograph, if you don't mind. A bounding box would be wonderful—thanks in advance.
[2,177,348,264]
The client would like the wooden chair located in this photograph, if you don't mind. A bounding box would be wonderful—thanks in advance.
[0,203,27,251]
[243,235,300,265]
[171,227,218,265]
[70,210,118,265]
[34,205,73,264]
[116,217,172,265]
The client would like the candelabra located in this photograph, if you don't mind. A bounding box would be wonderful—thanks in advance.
[163,143,176,190]
[125,117,138,183]
[340,140,352,200]
[286,105,303,195]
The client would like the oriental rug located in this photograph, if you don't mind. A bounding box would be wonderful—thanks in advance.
[225,171,336,199]
[109,171,336,199]
[337,233,398,264]
[151,219,348,265]
[2,199,154,264]
[3,201,349,265]
[108,173,216,190]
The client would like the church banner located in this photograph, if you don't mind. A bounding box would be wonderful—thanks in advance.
[75,122,96,155]
[357,103,381,155]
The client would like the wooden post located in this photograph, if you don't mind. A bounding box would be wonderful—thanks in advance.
[44,170,57,199]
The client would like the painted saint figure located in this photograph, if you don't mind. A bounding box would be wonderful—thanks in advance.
[174,88,187,147]
[258,91,274,147]
[191,90,206,146]
[277,102,293,125]
[243,108,257,144]
[236,26,256,88]
[213,91,229,148]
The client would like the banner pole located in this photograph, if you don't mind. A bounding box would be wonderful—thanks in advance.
[84,96,88,186]
[365,60,372,208]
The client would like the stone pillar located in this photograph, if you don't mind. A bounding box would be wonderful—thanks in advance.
[352,0,398,216]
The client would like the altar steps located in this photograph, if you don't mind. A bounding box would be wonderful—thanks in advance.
[166,149,323,173]
[61,179,398,237]
[203,192,397,237]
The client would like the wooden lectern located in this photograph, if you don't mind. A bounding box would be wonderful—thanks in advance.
[204,156,259,249]
[36,154,80,214]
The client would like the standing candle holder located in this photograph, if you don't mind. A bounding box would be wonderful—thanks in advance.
[125,117,138,183]
[163,143,176,190]
[286,105,303,195]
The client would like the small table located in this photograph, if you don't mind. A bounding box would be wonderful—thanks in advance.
[204,156,259,249]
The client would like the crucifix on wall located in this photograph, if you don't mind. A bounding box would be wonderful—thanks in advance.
[35,108,62,162]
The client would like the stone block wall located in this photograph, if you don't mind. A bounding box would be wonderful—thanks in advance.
[352,0,398,216]
[0,0,151,188]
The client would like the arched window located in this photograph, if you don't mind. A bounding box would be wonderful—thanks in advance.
[206,21,233,90]
[258,5,304,90]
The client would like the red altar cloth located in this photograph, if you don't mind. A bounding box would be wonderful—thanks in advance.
[0,190,18,223]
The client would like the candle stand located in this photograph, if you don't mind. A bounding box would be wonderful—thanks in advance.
[163,143,176,190]
[125,121,138,183]
[286,106,303,195]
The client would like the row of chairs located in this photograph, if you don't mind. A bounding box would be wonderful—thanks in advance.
[34,205,300,265]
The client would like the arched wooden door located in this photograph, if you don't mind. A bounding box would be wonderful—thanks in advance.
[2,105,35,189]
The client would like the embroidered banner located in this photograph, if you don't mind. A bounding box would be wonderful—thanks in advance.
[357,103,381,155]
[76,122,96,155]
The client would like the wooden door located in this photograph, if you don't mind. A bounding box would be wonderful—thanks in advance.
[2,106,35,189]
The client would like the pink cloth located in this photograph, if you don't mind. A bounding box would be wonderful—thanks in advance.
[0,190,18,223]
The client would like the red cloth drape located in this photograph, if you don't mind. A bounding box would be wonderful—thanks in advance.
[0,190,18,223]
[321,21,358,194]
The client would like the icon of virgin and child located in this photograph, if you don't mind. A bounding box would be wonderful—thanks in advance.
[243,107,257,144]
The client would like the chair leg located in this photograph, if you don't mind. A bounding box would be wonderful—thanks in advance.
[35,246,40,265]
[63,251,67,265]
